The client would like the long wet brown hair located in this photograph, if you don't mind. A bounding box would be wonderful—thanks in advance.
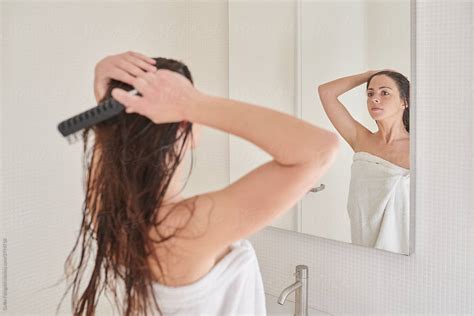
[367,70,410,133]
[56,57,198,315]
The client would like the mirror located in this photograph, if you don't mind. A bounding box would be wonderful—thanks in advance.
[229,0,413,255]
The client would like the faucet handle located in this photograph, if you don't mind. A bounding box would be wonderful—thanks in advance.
[295,265,308,279]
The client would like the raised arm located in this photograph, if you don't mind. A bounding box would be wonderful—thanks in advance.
[108,60,341,258]
[167,91,341,256]
[317,71,376,149]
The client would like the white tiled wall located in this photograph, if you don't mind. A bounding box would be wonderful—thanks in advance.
[1,0,472,315]
[250,0,473,314]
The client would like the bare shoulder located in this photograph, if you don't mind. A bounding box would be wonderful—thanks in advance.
[352,124,374,151]
[146,195,222,285]
[353,132,411,169]
[149,194,219,255]
[151,195,212,240]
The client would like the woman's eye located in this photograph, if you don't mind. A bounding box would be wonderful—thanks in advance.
[383,91,389,95]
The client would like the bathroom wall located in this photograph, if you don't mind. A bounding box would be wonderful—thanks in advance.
[1,1,228,314]
[250,0,474,314]
[1,0,472,315]
[228,1,299,232]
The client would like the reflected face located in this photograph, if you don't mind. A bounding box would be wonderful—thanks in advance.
[366,75,406,121]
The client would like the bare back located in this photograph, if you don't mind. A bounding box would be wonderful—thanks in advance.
[146,201,233,287]
[146,157,336,286]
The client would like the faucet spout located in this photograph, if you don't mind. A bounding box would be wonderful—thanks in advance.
[277,281,302,305]
[278,265,308,315]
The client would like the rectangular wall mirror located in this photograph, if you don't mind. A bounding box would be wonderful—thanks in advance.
[229,0,414,255]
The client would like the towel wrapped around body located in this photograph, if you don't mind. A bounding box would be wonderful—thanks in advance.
[347,151,410,254]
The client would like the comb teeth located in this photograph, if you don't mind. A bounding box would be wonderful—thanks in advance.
[65,132,82,145]
[57,89,139,141]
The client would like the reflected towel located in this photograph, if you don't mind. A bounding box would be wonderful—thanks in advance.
[347,152,410,254]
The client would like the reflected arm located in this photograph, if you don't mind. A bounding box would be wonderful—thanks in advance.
[317,71,373,150]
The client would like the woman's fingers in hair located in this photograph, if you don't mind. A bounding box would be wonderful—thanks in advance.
[140,71,159,85]
[112,88,142,114]
[128,51,156,65]
[132,76,155,97]
[109,68,137,87]
[115,58,156,83]
[123,54,157,73]
[116,58,148,77]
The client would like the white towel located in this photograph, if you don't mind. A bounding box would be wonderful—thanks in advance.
[347,152,410,254]
[152,239,266,315]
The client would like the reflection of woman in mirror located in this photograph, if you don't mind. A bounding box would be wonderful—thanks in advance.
[318,70,410,254]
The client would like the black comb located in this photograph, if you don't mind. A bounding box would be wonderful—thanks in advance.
[57,89,139,144]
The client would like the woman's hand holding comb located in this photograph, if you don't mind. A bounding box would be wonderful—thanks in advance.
[111,69,203,124]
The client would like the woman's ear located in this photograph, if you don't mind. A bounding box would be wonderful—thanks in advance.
[399,97,407,109]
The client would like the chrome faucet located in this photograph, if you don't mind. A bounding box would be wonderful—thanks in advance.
[278,265,308,316]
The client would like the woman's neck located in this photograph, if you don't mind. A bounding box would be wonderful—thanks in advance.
[375,119,408,144]
[161,164,186,206]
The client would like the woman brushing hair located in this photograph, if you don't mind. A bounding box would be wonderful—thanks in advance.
[60,51,340,315]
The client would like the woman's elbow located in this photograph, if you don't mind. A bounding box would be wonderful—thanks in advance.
[317,85,333,99]
[311,132,340,166]
[327,133,341,155]
[323,133,340,164]
[317,85,324,95]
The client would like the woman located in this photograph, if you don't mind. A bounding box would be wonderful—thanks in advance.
[318,70,410,254]
[60,51,340,315]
